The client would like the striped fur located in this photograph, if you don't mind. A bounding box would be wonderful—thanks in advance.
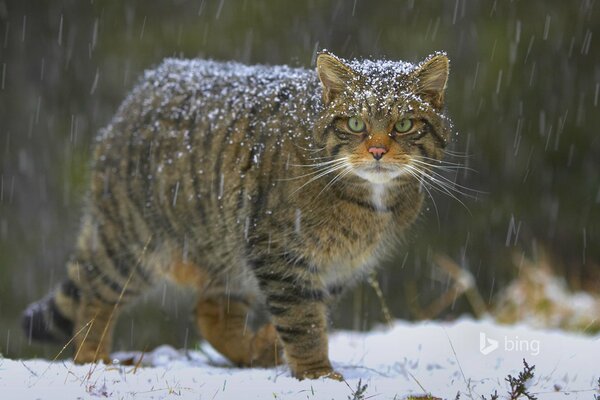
[22,51,451,379]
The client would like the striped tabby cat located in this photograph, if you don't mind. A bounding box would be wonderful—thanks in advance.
[23,50,450,380]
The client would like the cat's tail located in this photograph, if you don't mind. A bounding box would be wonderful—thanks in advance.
[22,278,81,343]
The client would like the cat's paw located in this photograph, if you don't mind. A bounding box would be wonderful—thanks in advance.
[298,367,344,381]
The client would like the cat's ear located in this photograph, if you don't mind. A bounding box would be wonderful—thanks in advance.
[316,52,357,104]
[413,54,449,109]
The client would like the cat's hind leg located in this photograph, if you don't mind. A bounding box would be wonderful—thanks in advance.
[169,260,282,367]
[195,294,282,367]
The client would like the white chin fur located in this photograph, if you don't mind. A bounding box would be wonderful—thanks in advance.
[354,167,407,184]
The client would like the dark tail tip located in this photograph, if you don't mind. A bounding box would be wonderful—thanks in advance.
[22,296,74,344]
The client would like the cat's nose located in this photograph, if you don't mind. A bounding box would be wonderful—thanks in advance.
[368,146,387,160]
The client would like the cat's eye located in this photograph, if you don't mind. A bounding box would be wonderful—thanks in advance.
[347,116,366,133]
[394,118,414,133]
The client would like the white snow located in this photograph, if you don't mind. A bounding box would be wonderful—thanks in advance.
[2,318,598,399]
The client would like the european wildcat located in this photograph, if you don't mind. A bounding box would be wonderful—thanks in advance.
[23,50,450,380]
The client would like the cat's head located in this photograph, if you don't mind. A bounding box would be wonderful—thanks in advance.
[313,51,451,185]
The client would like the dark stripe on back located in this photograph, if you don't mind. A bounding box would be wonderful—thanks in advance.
[246,123,273,249]
[96,225,141,293]
[212,117,239,203]
[191,118,209,225]
[124,124,151,239]
[235,112,260,217]
[120,124,141,236]
[139,126,178,239]
[102,204,153,285]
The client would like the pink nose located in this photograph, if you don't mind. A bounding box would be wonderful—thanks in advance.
[368,146,387,160]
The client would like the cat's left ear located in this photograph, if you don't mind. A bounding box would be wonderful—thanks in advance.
[413,54,449,109]
[316,51,358,104]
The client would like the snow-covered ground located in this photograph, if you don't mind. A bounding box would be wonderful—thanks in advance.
[2,318,599,399]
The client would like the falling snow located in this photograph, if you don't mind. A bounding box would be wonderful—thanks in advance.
[1,2,599,397]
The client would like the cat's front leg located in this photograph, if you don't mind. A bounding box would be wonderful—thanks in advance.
[270,297,342,380]
[253,262,343,380]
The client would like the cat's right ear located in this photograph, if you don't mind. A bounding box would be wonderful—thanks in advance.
[316,52,356,104]
[413,54,449,110]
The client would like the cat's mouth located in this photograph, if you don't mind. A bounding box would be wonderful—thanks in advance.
[353,163,407,184]
[365,164,394,172]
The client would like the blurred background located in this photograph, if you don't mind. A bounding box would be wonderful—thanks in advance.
[1,0,599,359]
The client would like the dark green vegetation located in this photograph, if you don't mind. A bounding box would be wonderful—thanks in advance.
[1,1,598,359]
[482,359,537,400]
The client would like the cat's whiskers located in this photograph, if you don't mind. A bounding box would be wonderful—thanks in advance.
[410,160,475,178]
[292,142,327,154]
[288,157,349,168]
[412,156,474,170]
[406,165,468,198]
[306,154,343,161]
[404,164,473,214]
[287,159,351,197]
[402,167,441,228]
[423,168,481,197]
[315,166,354,199]
[441,148,472,158]
[409,160,482,195]
[278,158,349,182]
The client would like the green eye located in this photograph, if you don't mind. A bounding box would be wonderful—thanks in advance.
[347,116,366,133]
[394,118,413,133]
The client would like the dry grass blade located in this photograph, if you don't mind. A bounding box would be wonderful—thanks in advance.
[132,348,147,374]
[26,318,94,387]
[407,372,442,399]
[367,271,394,327]
[434,255,487,318]
[84,235,153,380]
